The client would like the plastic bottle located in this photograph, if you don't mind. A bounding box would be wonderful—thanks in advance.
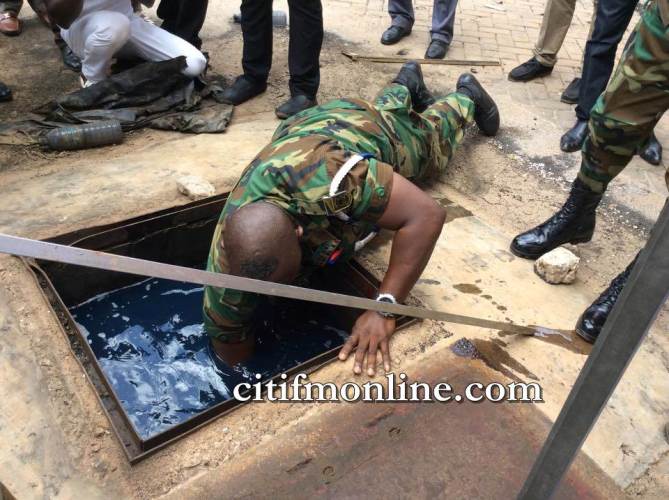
[233,10,287,27]
[40,120,123,151]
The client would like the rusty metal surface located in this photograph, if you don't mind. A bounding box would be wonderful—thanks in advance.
[177,356,624,500]
[23,195,417,464]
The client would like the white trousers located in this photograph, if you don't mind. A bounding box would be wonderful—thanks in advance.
[62,11,207,84]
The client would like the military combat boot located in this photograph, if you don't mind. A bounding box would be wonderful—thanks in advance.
[576,254,637,343]
[393,61,435,113]
[510,178,603,259]
[456,73,500,136]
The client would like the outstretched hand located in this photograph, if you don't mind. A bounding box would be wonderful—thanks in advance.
[338,310,396,376]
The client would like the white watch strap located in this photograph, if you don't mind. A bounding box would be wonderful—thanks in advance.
[376,293,397,304]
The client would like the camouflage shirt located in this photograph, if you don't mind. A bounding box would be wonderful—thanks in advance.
[204,98,400,342]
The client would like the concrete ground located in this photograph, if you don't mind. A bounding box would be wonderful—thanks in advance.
[0,0,668,498]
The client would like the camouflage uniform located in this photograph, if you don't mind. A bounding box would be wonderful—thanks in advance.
[579,0,669,193]
[204,84,474,342]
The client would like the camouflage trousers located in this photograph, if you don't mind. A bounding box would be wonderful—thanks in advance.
[370,83,475,179]
[579,0,669,193]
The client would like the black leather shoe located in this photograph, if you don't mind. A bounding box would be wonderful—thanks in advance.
[61,45,82,72]
[425,39,449,59]
[560,77,580,104]
[639,132,662,166]
[393,61,434,112]
[510,177,603,259]
[0,81,11,102]
[381,25,411,45]
[508,57,553,82]
[576,254,637,343]
[275,94,317,119]
[456,73,500,136]
[560,119,588,152]
[221,75,267,106]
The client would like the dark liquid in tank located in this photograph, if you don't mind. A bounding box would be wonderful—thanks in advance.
[70,275,350,440]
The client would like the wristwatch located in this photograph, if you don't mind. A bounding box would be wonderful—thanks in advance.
[375,293,397,318]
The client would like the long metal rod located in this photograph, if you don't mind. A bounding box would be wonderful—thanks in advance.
[342,51,501,66]
[0,233,534,333]
[517,200,669,499]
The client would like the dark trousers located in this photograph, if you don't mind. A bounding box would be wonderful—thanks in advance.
[575,0,638,120]
[241,0,323,98]
[389,0,458,44]
[157,0,209,50]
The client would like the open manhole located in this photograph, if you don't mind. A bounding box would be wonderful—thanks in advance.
[25,194,416,463]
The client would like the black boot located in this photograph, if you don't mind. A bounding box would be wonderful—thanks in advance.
[456,73,500,136]
[393,61,434,112]
[220,75,267,106]
[560,77,581,104]
[576,254,637,343]
[639,132,662,166]
[508,57,553,82]
[60,45,82,72]
[510,177,603,259]
[560,119,588,152]
[275,94,317,119]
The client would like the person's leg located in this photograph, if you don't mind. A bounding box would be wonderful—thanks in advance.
[430,0,456,44]
[418,93,475,177]
[157,0,177,29]
[157,0,208,50]
[241,0,273,85]
[287,0,323,99]
[382,0,414,44]
[122,14,207,78]
[509,0,578,81]
[389,0,414,31]
[575,0,638,122]
[533,0,578,67]
[424,0,456,58]
[511,2,669,259]
[220,0,270,106]
[0,0,23,36]
[373,82,474,179]
[559,0,597,104]
[26,0,81,71]
[561,0,638,152]
[579,14,669,192]
[62,11,131,84]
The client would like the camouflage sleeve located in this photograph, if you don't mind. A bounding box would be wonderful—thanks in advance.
[202,222,257,343]
[347,158,395,223]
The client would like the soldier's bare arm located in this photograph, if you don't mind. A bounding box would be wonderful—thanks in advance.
[338,173,446,375]
[43,0,83,28]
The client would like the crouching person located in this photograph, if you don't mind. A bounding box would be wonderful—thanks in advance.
[45,0,206,86]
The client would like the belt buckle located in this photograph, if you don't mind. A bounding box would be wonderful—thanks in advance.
[322,190,353,215]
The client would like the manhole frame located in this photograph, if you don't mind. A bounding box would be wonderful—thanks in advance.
[23,194,417,464]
